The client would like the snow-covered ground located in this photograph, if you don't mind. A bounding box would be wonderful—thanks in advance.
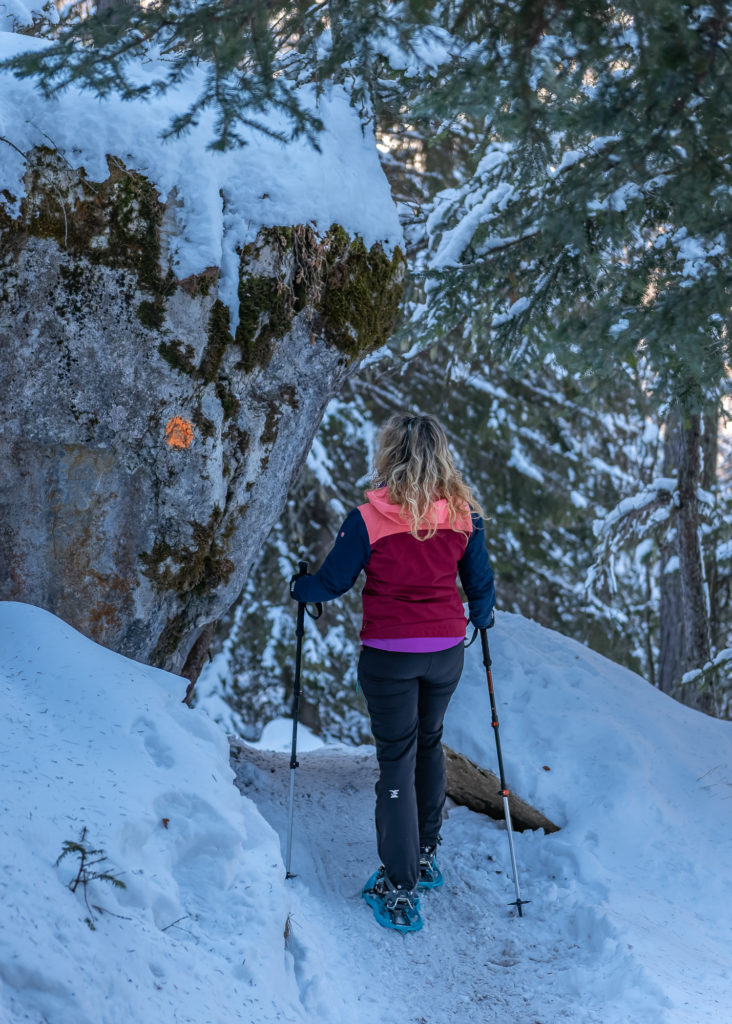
[1,602,731,1023]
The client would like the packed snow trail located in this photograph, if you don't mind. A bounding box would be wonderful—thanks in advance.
[233,743,661,1024]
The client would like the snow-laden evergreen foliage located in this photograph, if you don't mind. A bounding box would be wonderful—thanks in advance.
[7,2,731,400]
[1,0,451,149]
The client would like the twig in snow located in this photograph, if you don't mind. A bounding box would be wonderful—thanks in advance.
[161,915,191,932]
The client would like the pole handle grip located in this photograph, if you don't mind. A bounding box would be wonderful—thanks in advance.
[480,626,492,669]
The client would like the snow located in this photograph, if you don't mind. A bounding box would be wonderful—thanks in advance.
[609,317,630,337]
[587,183,642,213]
[0,0,54,31]
[551,135,622,176]
[0,32,401,332]
[371,24,456,77]
[248,718,324,754]
[0,602,301,1024]
[506,441,545,483]
[593,477,678,536]
[672,228,726,281]
[2,601,732,1023]
[491,294,530,327]
[306,437,338,491]
[681,647,732,686]
[425,145,515,270]
[446,616,732,1024]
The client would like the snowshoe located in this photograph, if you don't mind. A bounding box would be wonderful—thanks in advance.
[362,868,422,934]
[418,843,444,889]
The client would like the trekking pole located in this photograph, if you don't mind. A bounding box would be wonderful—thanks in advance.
[285,562,308,879]
[480,627,529,916]
[285,562,322,879]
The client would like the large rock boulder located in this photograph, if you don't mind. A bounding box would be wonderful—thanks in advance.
[0,147,403,675]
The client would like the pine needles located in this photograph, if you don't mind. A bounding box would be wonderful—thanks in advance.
[56,826,127,930]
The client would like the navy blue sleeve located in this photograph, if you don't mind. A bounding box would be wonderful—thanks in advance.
[457,513,496,628]
[292,508,371,603]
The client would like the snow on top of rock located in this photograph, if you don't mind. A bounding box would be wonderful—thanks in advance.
[0,0,56,31]
[0,31,402,328]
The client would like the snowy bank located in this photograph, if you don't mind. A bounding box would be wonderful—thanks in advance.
[0,31,401,329]
[0,602,303,1024]
[445,613,732,1023]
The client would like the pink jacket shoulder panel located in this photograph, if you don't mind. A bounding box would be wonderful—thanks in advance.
[358,487,473,545]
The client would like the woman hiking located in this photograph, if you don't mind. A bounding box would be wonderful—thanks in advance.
[290,413,495,933]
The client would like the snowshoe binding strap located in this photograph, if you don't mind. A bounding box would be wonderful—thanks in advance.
[418,844,444,889]
[362,869,423,934]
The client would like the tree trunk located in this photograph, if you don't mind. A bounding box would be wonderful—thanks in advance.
[677,413,713,690]
[658,411,684,693]
[701,409,719,652]
[659,406,717,713]
[444,746,560,834]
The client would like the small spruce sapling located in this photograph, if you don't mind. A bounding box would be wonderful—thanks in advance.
[56,826,126,930]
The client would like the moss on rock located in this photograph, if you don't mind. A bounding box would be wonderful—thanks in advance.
[193,404,216,440]
[1,157,405,375]
[0,147,180,327]
[158,339,197,376]
[149,611,188,667]
[0,148,176,327]
[236,274,292,373]
[200,299,235,383]
[232,223,405,372]
[157,301,242,420]
[319,228,405,358]
[140,507,235,598]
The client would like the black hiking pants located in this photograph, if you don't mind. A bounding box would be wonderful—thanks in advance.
[357,642,464,891]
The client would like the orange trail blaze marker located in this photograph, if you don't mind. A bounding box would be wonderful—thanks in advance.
[165,416,194,449]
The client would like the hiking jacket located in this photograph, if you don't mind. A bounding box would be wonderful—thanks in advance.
[292,487,495,641]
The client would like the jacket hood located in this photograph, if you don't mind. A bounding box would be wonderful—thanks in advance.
[365,487,471,531]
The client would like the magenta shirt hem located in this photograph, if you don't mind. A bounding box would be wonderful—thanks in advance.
[362,636,464,653]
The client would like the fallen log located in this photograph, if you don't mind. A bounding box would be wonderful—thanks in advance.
[444,745,560,834]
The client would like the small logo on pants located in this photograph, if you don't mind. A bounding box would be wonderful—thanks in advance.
[389,789,399,799]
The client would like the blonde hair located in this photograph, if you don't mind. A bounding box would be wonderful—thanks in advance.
[370,413,485,540]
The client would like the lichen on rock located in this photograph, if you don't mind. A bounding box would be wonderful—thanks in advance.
[1,148,175,320]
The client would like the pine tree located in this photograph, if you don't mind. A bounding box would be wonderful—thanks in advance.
[412,3,732,709]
